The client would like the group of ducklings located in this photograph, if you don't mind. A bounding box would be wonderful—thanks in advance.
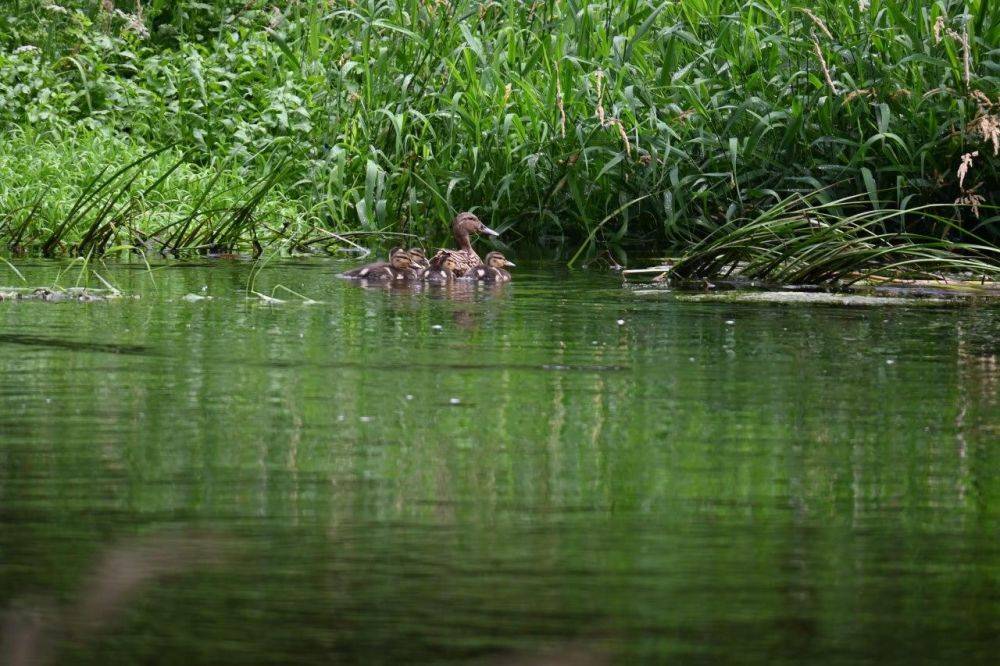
[342,247,515,283]
[340,212,516,284]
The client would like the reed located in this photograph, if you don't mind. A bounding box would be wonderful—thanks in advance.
[1,0,997,259]
[0,129,306,257]
[670,193,1000,283]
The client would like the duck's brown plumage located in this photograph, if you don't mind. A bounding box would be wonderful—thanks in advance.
[341,247,416,281]
[418,253,459,282]
[407,248,430,270]
[463,251,515,282]
[430,212,500,277]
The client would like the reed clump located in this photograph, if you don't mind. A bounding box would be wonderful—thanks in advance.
[0,1,997,259]
[670,194,1000,284]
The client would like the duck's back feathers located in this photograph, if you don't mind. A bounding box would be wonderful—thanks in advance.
[407,248,430,270]
[430,248,481,277]
[463,265,511,282]
[342,247,417,281]
[341,261,395,280]
[419,266,455,282]
[342,263,416,281]
[463,251,515,282]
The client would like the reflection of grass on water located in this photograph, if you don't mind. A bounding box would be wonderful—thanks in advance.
[0,533,226,666]
[0,259,997,662]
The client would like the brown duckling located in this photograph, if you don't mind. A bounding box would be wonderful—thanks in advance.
[341,247,416,281]
[419,253,459,283]
[407,247,430,271]
[429,212,500,277]
[463,251,515,282]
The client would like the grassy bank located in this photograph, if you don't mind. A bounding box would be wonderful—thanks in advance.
[1,0,997,262]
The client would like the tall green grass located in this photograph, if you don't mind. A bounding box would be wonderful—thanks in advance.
[1,1,997,258]
[670,193,1000,283]
[0,129,308,256]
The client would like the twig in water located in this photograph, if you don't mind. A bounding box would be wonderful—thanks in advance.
[251,290,286,304]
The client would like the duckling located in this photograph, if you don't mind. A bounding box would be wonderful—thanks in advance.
[463,251,515,282]
[419,253,459,283]
[408,247,430,271]
[341,247,416,281]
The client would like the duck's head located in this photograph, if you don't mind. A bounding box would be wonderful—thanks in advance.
[389,247,413,270]
[484,251,515,269]
[407,247,430,269]
[453,212,499,241]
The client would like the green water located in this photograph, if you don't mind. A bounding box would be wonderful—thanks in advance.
[1,260,997,665]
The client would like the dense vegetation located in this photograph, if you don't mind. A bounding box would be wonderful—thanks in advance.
[0,0,997,262]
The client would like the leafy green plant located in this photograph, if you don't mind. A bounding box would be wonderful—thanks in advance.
[1,1,998,258]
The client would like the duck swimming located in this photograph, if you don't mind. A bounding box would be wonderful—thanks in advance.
[463,251,516,282]
[419,253,459,283]
[429,212,500,277]
[407,247,430,271]
[341,247,416,281]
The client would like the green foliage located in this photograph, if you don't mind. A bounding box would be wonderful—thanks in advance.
[670,193,1000,283]
[0,128,307,257]
[1,0,998,258]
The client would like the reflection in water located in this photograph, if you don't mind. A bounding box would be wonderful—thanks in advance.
[489,644,609,666]
[0,334,151,356]
[2,533,225,666]
[0,260,998,664]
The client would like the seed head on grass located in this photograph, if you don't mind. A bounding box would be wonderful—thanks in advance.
[957,152,978,188]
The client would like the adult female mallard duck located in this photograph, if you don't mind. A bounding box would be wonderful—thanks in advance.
[429,212,500,277]
[463,251,516,282]
[341,247,416,281]
[419,253,459,283]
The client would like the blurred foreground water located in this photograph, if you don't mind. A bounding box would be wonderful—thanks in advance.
[1,260,997,664]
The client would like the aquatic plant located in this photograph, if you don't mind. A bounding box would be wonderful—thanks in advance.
[670,194,1000,283]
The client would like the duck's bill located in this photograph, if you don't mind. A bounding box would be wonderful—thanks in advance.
[481,225,500,237]
[504,260,516,267]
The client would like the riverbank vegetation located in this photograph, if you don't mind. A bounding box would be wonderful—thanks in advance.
[1,1,997,272]
[669,193,1000,282]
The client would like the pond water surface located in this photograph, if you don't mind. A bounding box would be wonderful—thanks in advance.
[1,260,997,664]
